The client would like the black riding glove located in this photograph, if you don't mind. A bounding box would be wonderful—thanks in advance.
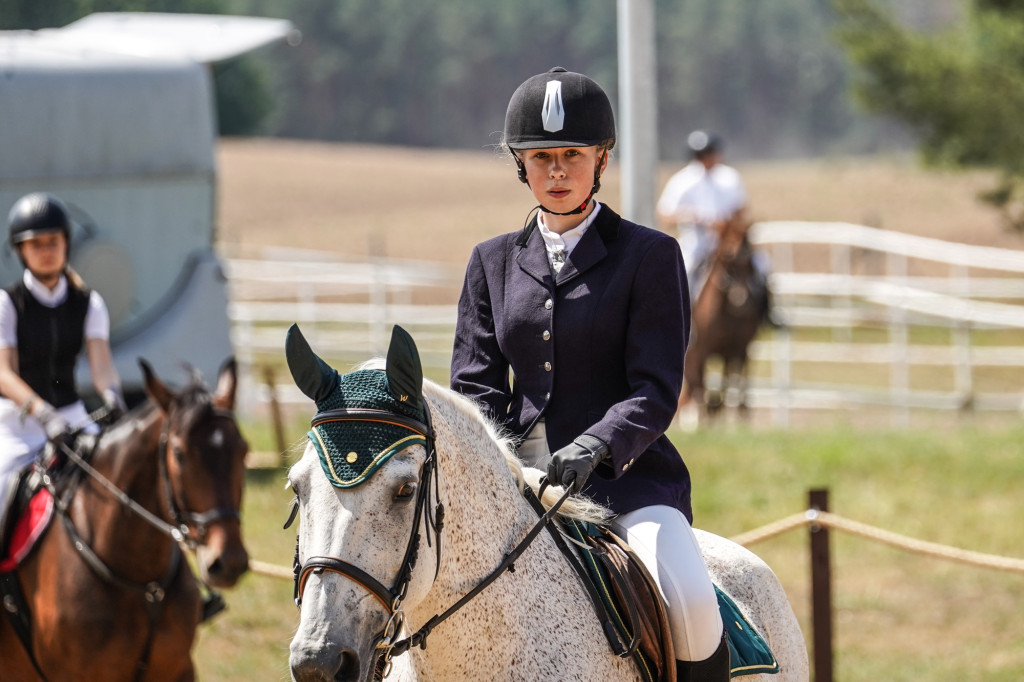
[547,434,610,494]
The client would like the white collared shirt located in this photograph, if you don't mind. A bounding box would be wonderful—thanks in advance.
[0,270,110,349]
[537,202,603,273]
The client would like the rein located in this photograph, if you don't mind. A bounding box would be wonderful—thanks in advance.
[288,403,576,678]
[42,405,239,681]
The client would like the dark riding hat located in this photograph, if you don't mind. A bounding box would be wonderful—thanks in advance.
[687,130,723,159]
[504,67,616,150]
[8,192,72,247]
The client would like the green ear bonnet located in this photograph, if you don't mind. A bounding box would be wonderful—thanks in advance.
[285,323,429,489]
[308,369,427,488]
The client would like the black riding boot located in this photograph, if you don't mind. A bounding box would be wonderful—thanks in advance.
[675,632,730,682]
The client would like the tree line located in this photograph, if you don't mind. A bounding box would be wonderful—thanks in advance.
[2,0,958,162]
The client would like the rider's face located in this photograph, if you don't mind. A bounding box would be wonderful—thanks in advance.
[18,232,67,283]
[520,146,607,224]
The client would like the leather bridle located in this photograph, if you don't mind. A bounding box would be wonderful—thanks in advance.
[287,401,582,678]
[287,404,444,677]
[158,407,243,547]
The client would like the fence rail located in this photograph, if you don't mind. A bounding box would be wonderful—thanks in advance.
[226,221,1024,424]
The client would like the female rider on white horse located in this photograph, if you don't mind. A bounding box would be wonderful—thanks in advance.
[450,67,730,680]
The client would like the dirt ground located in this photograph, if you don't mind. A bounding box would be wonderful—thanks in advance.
[216,138,1024,261]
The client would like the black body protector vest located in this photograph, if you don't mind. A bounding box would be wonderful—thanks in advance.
[4,280,90,409]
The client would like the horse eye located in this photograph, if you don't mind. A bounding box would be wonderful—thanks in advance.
[396,482,416,500]
[172,447,184,462]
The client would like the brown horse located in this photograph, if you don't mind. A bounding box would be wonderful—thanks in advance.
[0,358,249,682]
[680,214,767,423]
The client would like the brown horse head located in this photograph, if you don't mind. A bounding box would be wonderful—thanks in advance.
[142,357,250,588]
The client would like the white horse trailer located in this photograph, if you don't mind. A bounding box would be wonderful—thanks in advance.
[0,12,294,402]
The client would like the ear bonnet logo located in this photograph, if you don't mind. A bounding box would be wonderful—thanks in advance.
[542,80,565,133]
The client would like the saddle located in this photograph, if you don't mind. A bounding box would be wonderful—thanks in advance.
[562,518,676,682]
[0,466,55,573]
[561,518,781,680]
[0,436,95,573]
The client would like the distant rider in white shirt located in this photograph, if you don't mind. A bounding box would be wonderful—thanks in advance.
[657,131,775,323]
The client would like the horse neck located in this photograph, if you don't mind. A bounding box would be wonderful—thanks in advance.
[73,404,178,578]
[407,393,620,678]
[414,394,536,598]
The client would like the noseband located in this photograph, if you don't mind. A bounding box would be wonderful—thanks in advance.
[287,404,444,677]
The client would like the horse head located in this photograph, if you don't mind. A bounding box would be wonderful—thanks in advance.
[141,357,250,588]
[285,324,438,682]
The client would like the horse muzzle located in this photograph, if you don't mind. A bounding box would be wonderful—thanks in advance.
[195,522,249,588]
[290,642,375,682]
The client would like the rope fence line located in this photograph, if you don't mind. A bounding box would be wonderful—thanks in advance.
[248,507,1024,581]
[250,559,293,580]
[730,509,1024,575]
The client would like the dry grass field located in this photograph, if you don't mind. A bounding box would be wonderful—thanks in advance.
[203,140,1024,682]
[216,138,1023,264]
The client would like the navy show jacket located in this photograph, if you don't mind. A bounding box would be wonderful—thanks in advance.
[450,204,694,522]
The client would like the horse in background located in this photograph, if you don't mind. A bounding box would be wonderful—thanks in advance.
[0,358,249,681]
[285,324,807,682]
[680,213,769,425]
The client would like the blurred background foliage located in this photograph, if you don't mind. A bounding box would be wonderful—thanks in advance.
[0,0,964,160]
[835,0,1024,232]
[9,0,1021,215]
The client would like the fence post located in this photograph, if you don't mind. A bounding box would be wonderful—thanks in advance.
[809,488,834,682]
[262,366,288,468]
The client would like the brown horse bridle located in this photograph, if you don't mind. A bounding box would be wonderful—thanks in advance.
[158,407,243,545]
[287,404,444,677]
[42,405,241,681]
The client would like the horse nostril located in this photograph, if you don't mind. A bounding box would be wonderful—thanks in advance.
[335,651,358,682]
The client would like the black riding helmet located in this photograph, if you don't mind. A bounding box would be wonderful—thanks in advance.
[8,192,72,248]
[503,67,615,215]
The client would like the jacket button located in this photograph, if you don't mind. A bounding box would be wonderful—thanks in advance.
[542,330,551,341]
[544,392,551,400]
[622,458,635,472]
[544,362,552,372]
[544,299,553,310]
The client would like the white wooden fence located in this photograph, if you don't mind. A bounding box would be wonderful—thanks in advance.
[226,223,1024,426]
[749,221,1024,426]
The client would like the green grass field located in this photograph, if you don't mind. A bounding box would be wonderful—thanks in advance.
[195,418,1024,681]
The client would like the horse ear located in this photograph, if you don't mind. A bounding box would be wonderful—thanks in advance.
[213,356,238,411]
[385,325,423,411]
[139,358,174,413]
[285,324,338,403]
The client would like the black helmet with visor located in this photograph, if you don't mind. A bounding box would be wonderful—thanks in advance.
[8,192,72,248]
[503,67,615,215]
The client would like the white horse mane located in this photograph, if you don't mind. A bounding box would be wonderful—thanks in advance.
[356,358,611,526]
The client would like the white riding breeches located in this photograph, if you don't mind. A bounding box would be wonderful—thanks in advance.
[0,399,97,514]
[611,505,723,662]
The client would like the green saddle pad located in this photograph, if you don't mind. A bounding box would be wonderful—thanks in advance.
[716,585,780,677]
[567,519,778,678]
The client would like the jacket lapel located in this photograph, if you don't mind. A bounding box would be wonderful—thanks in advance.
[555,205,620,286]
[515,218,554,286]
